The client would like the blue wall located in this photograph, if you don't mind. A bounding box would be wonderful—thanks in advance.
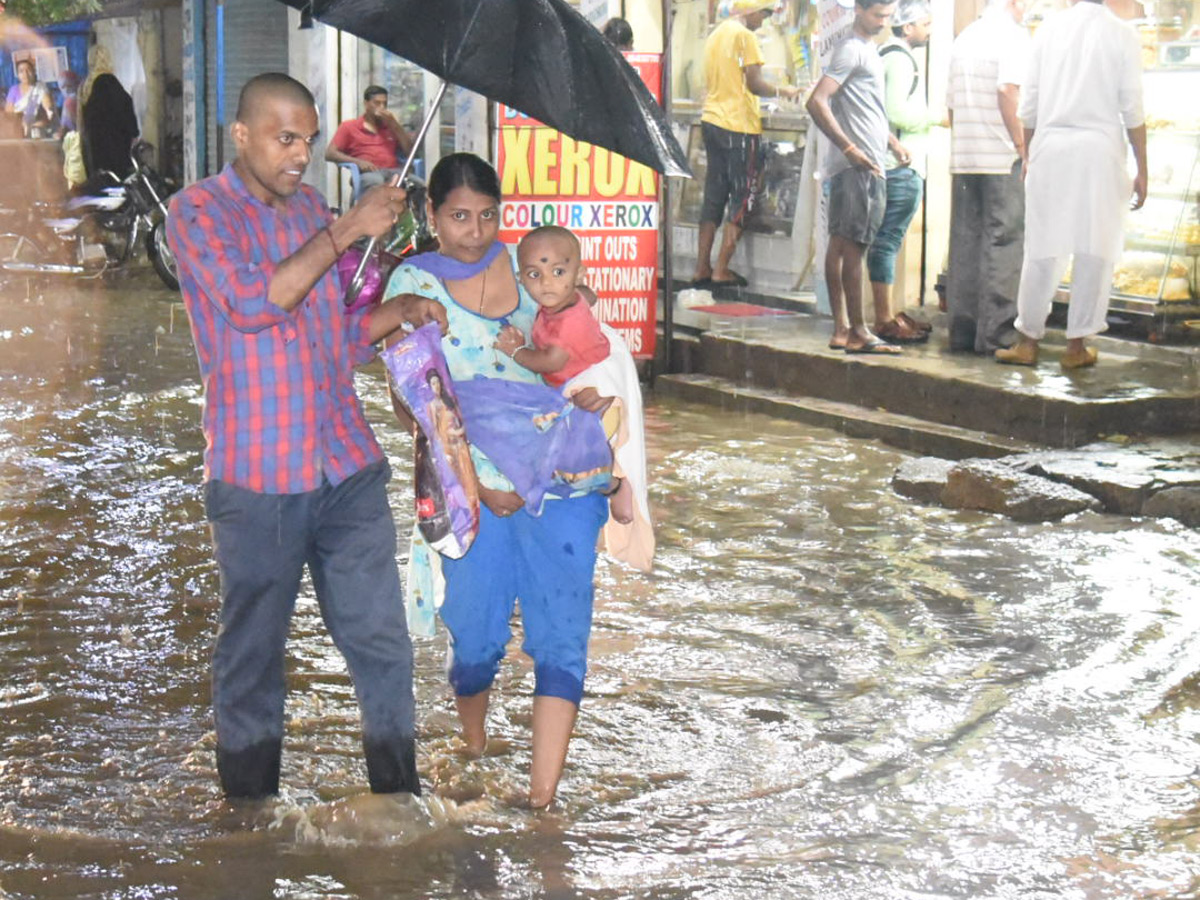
[1,18,91,95]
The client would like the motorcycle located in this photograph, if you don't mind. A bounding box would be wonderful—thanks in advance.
[0,140,179,291]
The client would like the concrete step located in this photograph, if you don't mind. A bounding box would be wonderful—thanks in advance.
[656,373,1042,460]
[675,318,1200,448]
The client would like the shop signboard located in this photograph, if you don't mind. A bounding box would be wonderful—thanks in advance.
[496,52,662,359]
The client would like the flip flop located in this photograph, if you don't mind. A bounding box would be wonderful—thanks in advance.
[845,339,903,355]
[690,277,713,288]
[710,271,749,287]
[828,337,848,350]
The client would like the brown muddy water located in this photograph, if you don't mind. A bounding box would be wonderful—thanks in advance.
[1,272,1198,900]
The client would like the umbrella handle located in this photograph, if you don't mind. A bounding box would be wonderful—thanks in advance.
[344,79,451,307]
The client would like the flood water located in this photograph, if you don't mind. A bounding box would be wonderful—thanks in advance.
[2,272,1199,899]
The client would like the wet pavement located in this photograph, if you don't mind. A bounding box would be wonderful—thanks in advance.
[1,271,1199,899]
[667,298,1200,448]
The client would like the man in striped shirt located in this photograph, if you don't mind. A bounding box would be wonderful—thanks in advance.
[945,0,1031,354]
[167,73,446,800]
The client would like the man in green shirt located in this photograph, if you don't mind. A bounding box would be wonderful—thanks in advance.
[867,0,942,344]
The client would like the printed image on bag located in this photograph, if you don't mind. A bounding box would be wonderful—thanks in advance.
[380,323,480,558]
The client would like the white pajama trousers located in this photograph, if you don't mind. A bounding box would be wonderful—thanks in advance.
[1014,253,1114,341]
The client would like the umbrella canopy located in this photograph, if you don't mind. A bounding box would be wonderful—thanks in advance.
[279,0,690,177]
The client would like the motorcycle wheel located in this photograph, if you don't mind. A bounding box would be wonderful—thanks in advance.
[0,231,45,265]
[0,232,46,285]
[147,219,179,291]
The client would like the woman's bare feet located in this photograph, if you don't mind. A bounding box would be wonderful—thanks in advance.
[456,691,490,758]
[608,478,634,525]
[529,696,577,809]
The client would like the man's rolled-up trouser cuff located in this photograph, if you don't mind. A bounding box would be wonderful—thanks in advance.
[534,665,584,706]
[866,249,898,285]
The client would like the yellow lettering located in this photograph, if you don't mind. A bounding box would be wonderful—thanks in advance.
[500,128,532,195]
[594,147,624,198]
[559,136,591,195]
[624,160,656,197]
[532,128,558,195]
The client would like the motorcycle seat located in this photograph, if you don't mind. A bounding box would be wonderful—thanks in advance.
[66,194,125,212]
[44,217,83,233]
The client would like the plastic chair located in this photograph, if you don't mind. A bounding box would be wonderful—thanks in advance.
[336,157,425,206]
[337,161,364,206]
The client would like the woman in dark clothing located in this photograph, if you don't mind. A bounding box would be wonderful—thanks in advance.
[80,72,139,180]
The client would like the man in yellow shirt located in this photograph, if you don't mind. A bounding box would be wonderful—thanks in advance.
[692,0,799,288]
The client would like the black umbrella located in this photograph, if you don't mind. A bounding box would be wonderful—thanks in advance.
[279,0,690,178]
[279,0,690,304]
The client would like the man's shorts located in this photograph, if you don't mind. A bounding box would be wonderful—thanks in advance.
[700,121,761,227]
[828,167,887,246]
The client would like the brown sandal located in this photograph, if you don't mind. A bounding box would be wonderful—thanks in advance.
[876,317,928,345]
[896,311,933,334]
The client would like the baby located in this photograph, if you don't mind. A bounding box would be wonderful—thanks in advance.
[495,225,636,525]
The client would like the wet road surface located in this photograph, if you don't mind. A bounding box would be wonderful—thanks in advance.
[1,272,1198,899]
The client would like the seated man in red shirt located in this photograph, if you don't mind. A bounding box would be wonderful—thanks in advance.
[325,84,415,191]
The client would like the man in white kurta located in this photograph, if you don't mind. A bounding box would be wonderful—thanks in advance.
[996,0,1147,370]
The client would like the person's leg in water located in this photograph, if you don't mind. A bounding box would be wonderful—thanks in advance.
[514,493,606,808]
[440,508,520,756]
[308,460,421,794]
[531,696,578,807]
[456,690,490,757]
[207,478,308,799]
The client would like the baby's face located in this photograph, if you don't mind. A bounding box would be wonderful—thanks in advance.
[518,235,583,311]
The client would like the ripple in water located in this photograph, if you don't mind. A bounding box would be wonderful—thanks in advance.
[0,277,1198,899]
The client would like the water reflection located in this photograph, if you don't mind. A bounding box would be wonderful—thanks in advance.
[1,275,1198,899]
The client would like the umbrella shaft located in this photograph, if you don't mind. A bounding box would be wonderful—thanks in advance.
[347,80,450,301]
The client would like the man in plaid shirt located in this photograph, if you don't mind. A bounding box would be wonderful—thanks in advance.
[167,73,446,800]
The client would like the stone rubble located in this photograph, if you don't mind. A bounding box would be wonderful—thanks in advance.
[892,439,1200,527]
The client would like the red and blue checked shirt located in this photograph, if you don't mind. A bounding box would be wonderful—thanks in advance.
[167,165,381,494]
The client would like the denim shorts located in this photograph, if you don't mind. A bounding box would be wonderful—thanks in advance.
[828,167,887,246]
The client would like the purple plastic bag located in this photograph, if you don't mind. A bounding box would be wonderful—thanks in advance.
[337,245,401,314]
[380,323,479,558]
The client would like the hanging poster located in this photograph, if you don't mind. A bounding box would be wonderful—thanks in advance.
[496,52,662,359]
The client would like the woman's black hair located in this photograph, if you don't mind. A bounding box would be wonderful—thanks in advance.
[428,152,502,211]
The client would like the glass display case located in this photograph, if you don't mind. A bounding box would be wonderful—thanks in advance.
[667,0,814,292]
[674,113,809,237]
[1111,66,1200,321]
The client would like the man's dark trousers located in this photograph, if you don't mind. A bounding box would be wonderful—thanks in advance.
[204,459,419,798]
[947,160,1025,354]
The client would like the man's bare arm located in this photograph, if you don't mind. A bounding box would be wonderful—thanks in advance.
[997,84,1025,162]
[1127,123,1147,210]
[806,76,881,176]
[324,141,379,172]
[744,63,800,100]
[266,184,405,311]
